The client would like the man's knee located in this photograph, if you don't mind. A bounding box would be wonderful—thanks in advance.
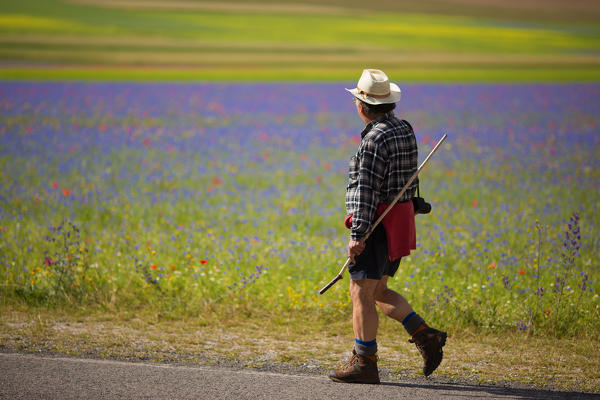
[350,279,379,303]
[373,278,391,302]
[374,287,389,303]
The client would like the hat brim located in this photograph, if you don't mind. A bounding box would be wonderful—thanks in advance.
[345,83,401,105]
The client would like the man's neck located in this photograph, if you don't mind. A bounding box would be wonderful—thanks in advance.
[363,112,386,125]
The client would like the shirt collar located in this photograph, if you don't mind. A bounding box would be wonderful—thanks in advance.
[360,111,395,139]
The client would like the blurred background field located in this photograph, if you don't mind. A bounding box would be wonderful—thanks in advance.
[1,1,600,391]
[1,0,599,81]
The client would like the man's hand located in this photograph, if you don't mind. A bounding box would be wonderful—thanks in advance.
[348,239,366,263]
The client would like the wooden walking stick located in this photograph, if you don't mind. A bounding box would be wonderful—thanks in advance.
[319,134,447,295]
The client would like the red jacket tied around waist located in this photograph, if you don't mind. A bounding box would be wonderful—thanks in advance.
[345,201,416,261]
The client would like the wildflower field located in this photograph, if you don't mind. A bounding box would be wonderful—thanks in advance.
[1,82,599,338]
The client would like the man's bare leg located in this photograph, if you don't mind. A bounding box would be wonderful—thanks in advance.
[374,276,414,322]
[329,278,381,384]
[350,278,380,341]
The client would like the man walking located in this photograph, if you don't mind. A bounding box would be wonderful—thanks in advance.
[329,69,447,384]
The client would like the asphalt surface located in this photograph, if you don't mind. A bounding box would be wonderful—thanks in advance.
[1,352,599,400]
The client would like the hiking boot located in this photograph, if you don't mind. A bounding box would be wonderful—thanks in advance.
[409,327,447,377]
[329,350,380,384]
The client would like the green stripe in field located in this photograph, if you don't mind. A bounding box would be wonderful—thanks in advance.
[2,65,599,82]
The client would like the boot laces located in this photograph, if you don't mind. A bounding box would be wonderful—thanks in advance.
[342,353,361,372]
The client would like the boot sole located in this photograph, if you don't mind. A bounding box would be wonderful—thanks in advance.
[329,376,381,384]
[423,331,447,377]
[438,331,447,348]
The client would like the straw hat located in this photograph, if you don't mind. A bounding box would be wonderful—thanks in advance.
[346,69,402,105]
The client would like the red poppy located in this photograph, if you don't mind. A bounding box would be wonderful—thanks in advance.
[472,200,478,207]
[63,189,71,196]
[518,269,526,275]
[200,260,208,264]
[212,177,222,185]
[151,264,157,270]
[52,181,58,189]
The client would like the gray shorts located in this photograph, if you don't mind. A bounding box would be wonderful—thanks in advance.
[348,224,401,281]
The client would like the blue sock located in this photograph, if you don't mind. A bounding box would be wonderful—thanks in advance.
[354,338,377,356]
[402,312,426,335]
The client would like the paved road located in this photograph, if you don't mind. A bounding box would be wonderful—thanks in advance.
[1,352,599,400]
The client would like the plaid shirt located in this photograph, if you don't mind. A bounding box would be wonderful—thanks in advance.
[346,112,418,241]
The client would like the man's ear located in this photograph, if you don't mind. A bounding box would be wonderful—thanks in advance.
[358,102,369,117]
[357,102,365,114]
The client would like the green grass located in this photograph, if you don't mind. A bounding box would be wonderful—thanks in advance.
[0,0,599,81]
